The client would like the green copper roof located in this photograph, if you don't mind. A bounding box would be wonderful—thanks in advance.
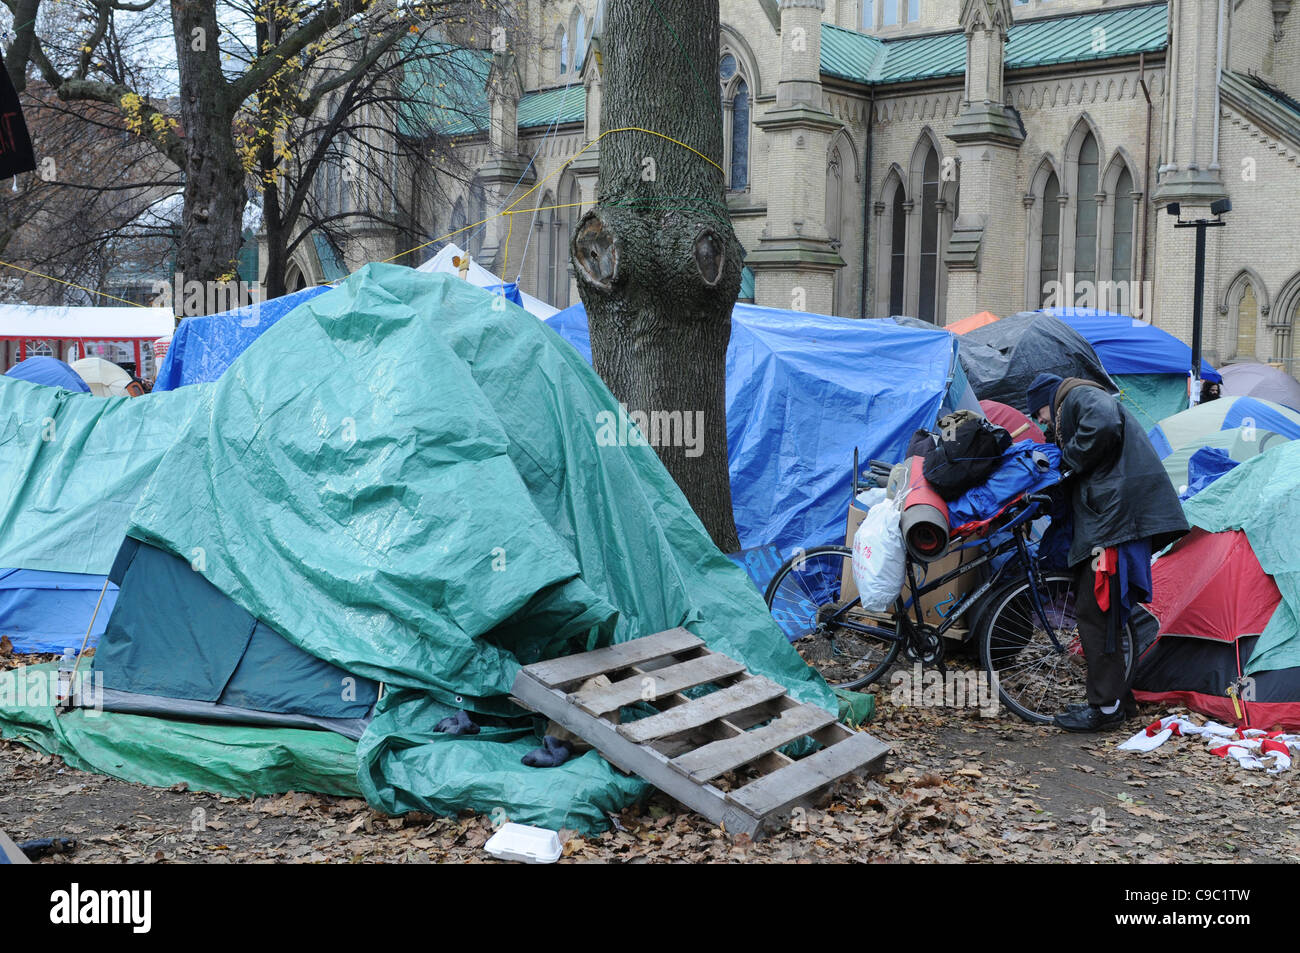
[398,44,492,138]
[821,1,1168,85]
[408,74,585,138]
[518,84,586,129]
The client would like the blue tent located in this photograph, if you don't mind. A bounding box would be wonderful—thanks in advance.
[153,286,330,390]
[546,302,973,558]
[3,356,89,392]
[1038,308,1221,381]
[2,360,96,651]
[0,569,117,653]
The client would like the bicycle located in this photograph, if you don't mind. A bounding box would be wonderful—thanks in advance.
[763,485,1137,724]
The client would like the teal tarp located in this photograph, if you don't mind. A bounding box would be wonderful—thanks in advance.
[0,265,833,831]
[1112,373,1188,433]
[0,382,211,574]
[1183,441,1300,676]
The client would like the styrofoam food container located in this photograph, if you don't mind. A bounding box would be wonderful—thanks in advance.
[484,823,563,864]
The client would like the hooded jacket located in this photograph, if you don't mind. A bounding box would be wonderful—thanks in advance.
[1052,378,1189,567]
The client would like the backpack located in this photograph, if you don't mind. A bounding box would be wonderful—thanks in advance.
[921,410,1013,501]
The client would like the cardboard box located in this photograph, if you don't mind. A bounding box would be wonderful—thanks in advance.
[843,498,974,628]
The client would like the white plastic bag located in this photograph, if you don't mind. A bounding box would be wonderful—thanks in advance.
[851,496,905,611]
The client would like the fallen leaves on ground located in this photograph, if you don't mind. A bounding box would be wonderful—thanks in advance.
[2,654,1297,863]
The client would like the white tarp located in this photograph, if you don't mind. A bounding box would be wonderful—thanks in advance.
[416,243,559,319]
[0,304,174,340]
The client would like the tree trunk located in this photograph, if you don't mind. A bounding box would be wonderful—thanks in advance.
[171,1,247,299]
[572,0,742,553]
[261,163,287,300]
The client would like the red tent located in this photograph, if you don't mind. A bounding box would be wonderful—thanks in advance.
[1135,528,1300,729]
[980,399,1045,444]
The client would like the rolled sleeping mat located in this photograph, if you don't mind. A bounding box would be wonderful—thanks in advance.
[900,455,951,562]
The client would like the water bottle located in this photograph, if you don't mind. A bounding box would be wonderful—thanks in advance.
[57,648,75,706]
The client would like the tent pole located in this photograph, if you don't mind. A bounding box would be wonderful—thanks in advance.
[63,577,110,711]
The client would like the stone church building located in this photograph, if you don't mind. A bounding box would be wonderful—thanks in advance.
[289,0,1300,377]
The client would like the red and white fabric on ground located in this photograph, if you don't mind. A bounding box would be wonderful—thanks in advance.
[1119,714,1300,774]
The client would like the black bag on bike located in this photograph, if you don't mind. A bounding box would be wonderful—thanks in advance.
[921,411,1012,501]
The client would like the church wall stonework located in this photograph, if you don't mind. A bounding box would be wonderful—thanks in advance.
[295,0,1300,381]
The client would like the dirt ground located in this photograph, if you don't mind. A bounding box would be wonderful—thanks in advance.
[2,652,1297,863]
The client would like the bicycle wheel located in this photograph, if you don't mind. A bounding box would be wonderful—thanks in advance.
[978,572,1136,724]
[763,545,901,690]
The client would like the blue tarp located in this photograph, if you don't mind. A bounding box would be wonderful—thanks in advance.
[484,283,524,308]
[546,302,964,558]
[0,569,117,653]
[153,286,331,391]
[1180,447,1239,501]
[1039,308,1221,382]
[4,357,89,392]
[946,442,1062,527]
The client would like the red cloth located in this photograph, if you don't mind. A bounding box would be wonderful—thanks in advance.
[1094,546,1117,611]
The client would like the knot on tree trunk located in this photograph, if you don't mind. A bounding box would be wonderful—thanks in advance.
[572,204,742,321]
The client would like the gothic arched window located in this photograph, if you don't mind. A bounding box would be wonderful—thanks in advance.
[720,53,751,191]
[918,145,940,323]
[889,187,906,316]
[1040,171,1061,306]
[1074,134,1100,288]
[1110,165,1135,285]
[573,9,588,69]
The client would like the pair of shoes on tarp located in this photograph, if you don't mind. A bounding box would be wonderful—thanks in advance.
[435,711,576,768]
[1055,695,1138,732]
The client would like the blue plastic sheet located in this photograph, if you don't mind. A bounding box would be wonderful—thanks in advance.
[0,569,117,653]
[4,357,89,392]
[483,283,523,307]
[945,442,1062,527]
[1180,447,1239,501]
[546,302,960,557]
[153,286,331,391]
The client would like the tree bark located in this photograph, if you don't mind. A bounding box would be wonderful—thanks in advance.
[171,0,246,294]
[573,0,742,553]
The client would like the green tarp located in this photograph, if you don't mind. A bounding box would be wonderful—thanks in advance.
[1112,373,1187,433]
[0,664,361,797]
[0,265,835,832]
[0,382,211,574]
[1183,440,1300,676]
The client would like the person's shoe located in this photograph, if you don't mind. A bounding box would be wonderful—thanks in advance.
[1053,704,1126,732]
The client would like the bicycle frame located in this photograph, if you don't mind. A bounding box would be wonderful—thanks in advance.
[822,496,1068,654]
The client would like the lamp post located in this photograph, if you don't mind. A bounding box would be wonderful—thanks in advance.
[1167,198,1230,406]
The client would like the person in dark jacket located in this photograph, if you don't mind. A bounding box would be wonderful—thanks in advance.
[1026,373,1189,731]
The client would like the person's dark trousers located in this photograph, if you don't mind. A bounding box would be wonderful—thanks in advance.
[1073,560,1131,706]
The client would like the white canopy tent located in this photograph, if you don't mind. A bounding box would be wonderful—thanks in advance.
[0,304,174,373]
[416,243,559,320]
[0,304,174,340]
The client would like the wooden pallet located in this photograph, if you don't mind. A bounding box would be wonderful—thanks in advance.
[510,628,889,838]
